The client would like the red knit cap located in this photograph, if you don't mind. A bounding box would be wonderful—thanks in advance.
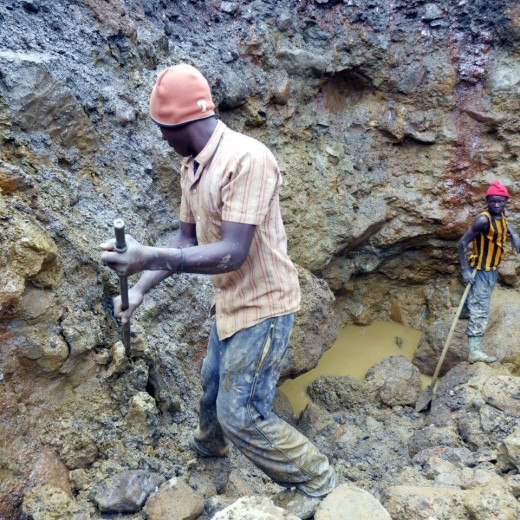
[149,64,215,127]
[486,180,510,198]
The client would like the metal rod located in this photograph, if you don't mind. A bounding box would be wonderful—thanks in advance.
[113,219,131,357]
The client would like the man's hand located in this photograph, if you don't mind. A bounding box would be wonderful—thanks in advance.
[100,235,151,277]
[113,286,145,323]
[462,267,475,285]
[511,233,520,254]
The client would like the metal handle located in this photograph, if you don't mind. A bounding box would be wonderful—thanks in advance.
[114,218,127,253]
[431,269,477,383]
[113,219,131,356]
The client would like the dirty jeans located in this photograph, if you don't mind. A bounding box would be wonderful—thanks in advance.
[466,269,498,337]
[195,314,336,497]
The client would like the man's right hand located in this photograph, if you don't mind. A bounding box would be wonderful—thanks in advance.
[113,286,145,323]
[462,268,475,285]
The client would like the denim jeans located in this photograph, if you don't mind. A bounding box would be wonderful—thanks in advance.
[195,314,335,497]
[466,269,498,337]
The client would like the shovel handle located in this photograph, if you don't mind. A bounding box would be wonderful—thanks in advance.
[113,219,131,356]
[431,269,477,383]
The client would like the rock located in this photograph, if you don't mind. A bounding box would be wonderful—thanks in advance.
[425,365,520,453]
[272,389,296,425]
[315,483,392,519]
[18,287,56,321]
[423,457,463,488]
[308,375,375,412]
[408,425,462,457]
[187,472,217,500]
[58,432,99,470]
[412,316,467,376]
[498,427,520,472]
[498,259,520,287]
[411,446,475,468]
[281,266,339,379]
[105,341,129,378]
[505,474,520,497]
[276,12,292,32]
[218,67,251,109]
[0,202,60,318]
[423,3,444,22]
[205,495,236,518]
[124,392,160,445]
[275,48,329,76]
[270,71,291,105]
[0,58,95,154]
[224,471,254,498]
[482,288,520,363]
[22,485,90,520]
[364,356,422,406]
[464,481,519,520]
[60,309,101,358]
[297,402,339,441]
[382,485,466,519]
[220,2,238,15]
[212,496,300,519]
[92,470,163,513]
[461,467,510,490]
[143,478,204,520]
[191,457,232,495]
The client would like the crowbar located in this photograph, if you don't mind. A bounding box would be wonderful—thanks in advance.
[113,218,131,357]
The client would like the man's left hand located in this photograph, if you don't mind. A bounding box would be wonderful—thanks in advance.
[100,235,150,277]
[512,234,520,254]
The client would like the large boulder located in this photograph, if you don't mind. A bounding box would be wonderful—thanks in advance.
[281,265,340,379]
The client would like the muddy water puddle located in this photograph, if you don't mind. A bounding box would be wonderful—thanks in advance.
[279,321,430,416]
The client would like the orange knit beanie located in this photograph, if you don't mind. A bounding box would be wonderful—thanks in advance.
[150,64,215,127]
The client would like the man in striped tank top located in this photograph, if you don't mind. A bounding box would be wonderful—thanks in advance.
[101,64,335,518]
[458,180,520,363]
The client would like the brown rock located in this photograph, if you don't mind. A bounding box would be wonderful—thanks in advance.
[143,478,204,520]
[365,355,422,406]
[382,485,466,519]
[464,482,518,520]
[316,483,391,519]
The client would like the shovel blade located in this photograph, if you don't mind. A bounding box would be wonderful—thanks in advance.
[415,385,435,412]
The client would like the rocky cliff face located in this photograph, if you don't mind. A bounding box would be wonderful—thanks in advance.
[1,1,520,519]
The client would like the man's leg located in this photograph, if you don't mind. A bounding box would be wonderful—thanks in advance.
[215,314,335,502]
[466,270,498,363]
[192,321,230,457]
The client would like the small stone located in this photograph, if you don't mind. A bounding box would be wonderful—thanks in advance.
[105,341,129,377]
[220,2,238,15]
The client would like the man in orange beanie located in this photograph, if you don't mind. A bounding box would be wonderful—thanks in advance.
[458,180,520,363]
[101,63,335,518]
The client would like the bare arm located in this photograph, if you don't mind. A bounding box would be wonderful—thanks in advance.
[101,220,256,279]
[132,221,198,295]
[507,223,520,253]
[458,215,488,283]
[101,220,255,323]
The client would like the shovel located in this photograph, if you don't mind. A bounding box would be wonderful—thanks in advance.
[415,269,476,412]
[113,219,131,357]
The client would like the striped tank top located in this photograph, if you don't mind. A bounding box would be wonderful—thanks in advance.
[469,211,507,271]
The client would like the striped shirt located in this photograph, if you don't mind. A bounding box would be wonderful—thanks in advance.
[179,121,301,339]
[469,211,508,271]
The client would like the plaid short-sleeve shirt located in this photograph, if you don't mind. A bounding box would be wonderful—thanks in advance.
[179,121,301,339]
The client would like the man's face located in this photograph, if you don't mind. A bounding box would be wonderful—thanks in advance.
[160,125,193,157]
[486,195,508,216]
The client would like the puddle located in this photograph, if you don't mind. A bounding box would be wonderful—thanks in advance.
[279,320,429,416]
